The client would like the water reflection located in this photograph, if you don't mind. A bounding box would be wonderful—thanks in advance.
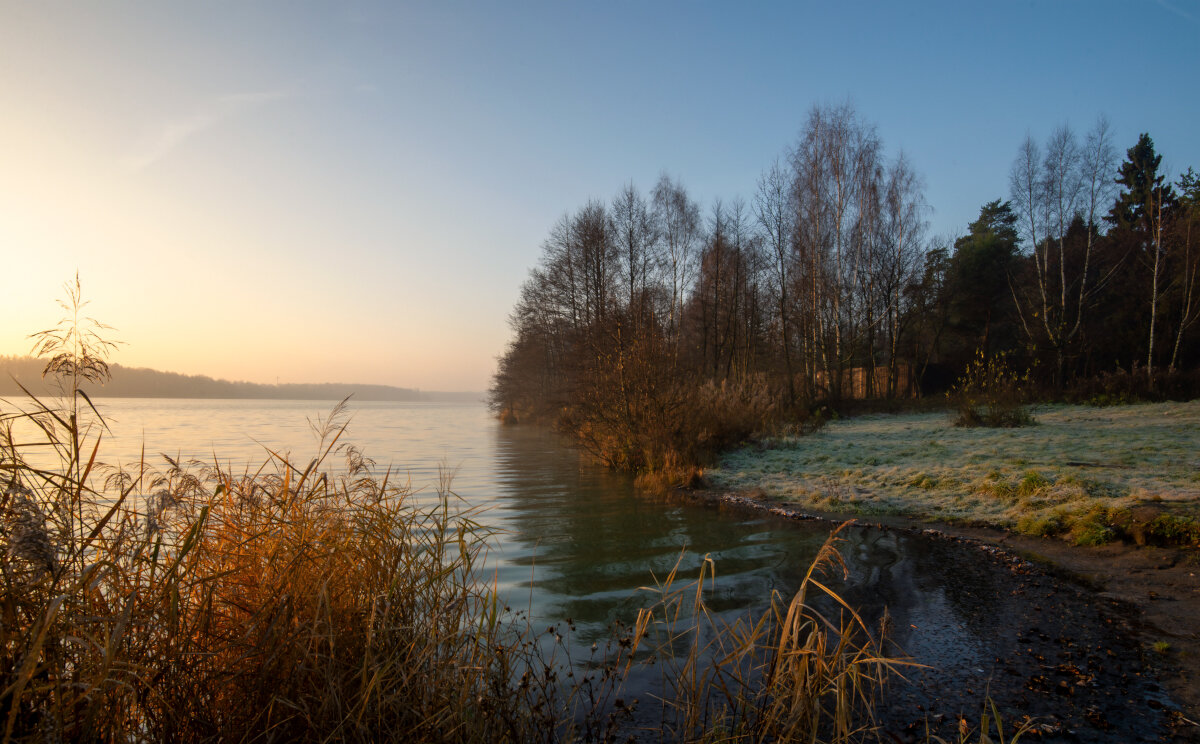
[491,423,1039,679]
[489,423,934,643]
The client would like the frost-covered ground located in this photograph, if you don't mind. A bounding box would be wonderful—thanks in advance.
[708,401,1200,530]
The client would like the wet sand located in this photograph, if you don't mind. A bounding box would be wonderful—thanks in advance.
[686,488,1200,743]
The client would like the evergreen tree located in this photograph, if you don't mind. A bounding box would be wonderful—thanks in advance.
[1109,133,1175,231]
[1179,167,1200,206]
[946,200,1021,360]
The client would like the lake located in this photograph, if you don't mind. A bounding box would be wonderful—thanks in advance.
[12,397,1167,739]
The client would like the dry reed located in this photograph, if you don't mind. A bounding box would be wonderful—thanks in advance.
[627,522,908,743]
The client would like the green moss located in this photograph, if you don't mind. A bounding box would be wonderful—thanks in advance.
[1069,514,1117,546]
[1143,514,1200,547]
[1016,509,1068,537]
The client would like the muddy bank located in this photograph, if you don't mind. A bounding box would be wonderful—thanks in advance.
[682,488,1199,742]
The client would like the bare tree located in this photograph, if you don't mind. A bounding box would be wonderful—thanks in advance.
[1009,121,1112,386]
[1147,176,1168,382]
[541,214,584,332]
[1043,126,1084,342]
[696,200,729,377]
[1170,170,1200,370]
[571,200,615,328]
[755,160,797,400]
[726,197,765,378]
[651,174,701,343]
[610,183,658,328]
[879,153,927,397]
[790,102,883,401]
[1077,116,1119,314]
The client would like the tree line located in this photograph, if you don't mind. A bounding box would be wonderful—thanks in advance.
[0,355,432,401]
[490,102,1200,476]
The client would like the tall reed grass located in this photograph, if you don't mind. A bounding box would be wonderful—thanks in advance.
[1,384,541,741]
[627,523,905,742]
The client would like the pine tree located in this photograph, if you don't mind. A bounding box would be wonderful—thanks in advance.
[1108,133,1175,232]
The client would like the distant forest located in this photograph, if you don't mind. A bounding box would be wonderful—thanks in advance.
[0,356,477,402]
[490,103,1200,475]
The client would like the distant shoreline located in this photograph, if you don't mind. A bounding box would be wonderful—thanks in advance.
[0,355,483,403]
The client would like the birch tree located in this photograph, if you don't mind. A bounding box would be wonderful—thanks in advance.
[610,183,658,328]
[1169,169,1200,370]
[1009,120,1113,386]
[651,174,701,343]
[754,160,798,401]
[790,102,883,401]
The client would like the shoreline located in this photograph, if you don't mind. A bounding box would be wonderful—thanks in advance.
[682,485,1200,740]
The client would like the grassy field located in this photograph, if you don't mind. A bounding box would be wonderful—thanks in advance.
[708,401,1200,545]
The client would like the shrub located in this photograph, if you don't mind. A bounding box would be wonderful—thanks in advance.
[1064,365,1200,404]
[566,361,803,491]
[949,351,1035,428]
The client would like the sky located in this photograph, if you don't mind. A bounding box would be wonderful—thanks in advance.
[2,1,1197,392]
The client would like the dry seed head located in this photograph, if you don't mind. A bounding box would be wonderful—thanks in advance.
[4,485,58,577]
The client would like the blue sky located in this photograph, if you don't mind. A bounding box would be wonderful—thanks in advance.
[2,1,1197,390]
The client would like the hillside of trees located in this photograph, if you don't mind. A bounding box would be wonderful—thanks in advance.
[490,103,1200,479]
[0,356,446,401]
